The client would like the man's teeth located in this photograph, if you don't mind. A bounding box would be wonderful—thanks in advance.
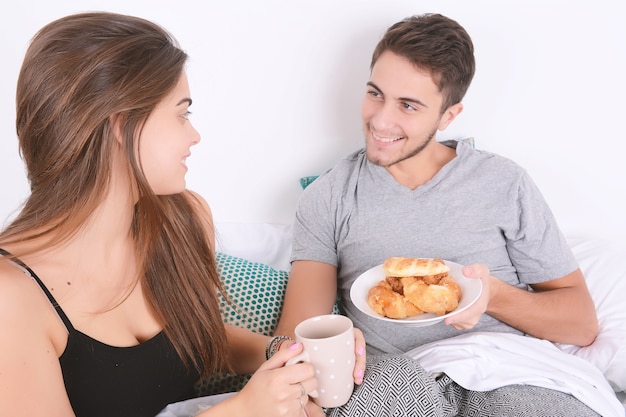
[373,132,402,143]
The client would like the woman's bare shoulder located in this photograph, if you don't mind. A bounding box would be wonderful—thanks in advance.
[0,257,31,302]
[0,254,68,339]
[0,257,73,414]
[0,257,50,326]
[185,189,213,218]
[183,189,215,244]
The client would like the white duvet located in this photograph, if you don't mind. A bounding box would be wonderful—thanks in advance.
[406,332,624,417]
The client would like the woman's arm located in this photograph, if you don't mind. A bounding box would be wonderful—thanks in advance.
[224,324,271,374]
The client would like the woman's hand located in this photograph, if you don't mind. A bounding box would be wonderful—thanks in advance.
[444,263,492,330]
[280,325,367,386]
[272,325,366,416]
[353,328,366,385]
[236,342,319,417]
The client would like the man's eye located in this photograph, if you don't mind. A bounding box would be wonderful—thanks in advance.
[402,102,416,111]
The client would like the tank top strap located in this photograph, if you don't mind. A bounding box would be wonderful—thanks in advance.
[0,248,74,331]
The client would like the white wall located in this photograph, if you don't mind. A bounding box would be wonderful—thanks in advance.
[1,0,624,243]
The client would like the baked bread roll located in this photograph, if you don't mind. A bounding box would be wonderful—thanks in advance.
[383,257,449,277]
[367,280,423,319]
[367,257,462,318]
[403,277,460,316]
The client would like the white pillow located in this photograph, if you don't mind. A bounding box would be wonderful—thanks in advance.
[558,238,626,393]
[214,222,293,271]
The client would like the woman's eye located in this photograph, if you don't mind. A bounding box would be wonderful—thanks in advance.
[181,111,192,120]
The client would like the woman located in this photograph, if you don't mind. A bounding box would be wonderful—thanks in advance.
[0,11,366,417]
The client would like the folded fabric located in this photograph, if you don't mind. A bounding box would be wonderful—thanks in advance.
[156,392,235,417]
[406,332,623,417]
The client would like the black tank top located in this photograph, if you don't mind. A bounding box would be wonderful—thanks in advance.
[1,249,200,417]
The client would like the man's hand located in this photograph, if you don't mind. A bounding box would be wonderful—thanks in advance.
[444,263,491,330]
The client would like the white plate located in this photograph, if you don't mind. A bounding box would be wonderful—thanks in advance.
[350,260,482,327]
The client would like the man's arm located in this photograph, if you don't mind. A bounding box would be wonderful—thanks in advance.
[448,265,598,346]
[274,260,338,339]
[275,260,367,386]
[490,268,598,345]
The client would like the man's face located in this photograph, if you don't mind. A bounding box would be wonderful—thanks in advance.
[361,51,446,168]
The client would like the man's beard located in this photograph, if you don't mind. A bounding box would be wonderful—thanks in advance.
[367,126,437,168]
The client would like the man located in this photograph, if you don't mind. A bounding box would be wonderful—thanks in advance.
[276,13,606,416]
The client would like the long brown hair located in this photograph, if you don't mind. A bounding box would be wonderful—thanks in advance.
[0,12,228,377]
[371,13,475,113]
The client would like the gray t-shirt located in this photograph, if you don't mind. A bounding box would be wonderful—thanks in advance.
[291,140,578,355]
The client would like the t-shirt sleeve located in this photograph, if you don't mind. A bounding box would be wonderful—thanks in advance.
[505,170,578,284]
[290,174,339,267]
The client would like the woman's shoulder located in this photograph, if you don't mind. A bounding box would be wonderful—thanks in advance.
[0,255,63,352]
[0,255,52,324]
[0,255,71,414]
[183,190,213,227]
[184,189,212,214]
[0,249,69,335]
[0,255,32,305]
[182,189,215,246]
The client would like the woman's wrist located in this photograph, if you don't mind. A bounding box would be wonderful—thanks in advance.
[265,335,293,360]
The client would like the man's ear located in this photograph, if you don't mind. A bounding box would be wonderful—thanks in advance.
[438,102,463,131]
[109,114,125,146]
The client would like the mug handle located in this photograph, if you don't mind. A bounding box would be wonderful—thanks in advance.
[286,351,319,398]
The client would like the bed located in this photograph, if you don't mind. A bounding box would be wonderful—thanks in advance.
[203,221,626,415]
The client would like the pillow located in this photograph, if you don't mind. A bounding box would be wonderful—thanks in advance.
[299,175,319,190]
[196,252,289,395]
[216,251,289,335]
[214,222,292,271]
[558,238,626,393]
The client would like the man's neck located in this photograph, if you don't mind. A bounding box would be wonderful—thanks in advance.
[385,141,457,190]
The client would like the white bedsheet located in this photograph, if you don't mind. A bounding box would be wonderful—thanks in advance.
[406,332,624,417]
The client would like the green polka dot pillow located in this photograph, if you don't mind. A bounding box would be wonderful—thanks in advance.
[217,251,288,334]
[299,175,319,190]
[196,252,289,395]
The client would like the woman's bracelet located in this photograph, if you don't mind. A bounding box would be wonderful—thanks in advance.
[265,335,293,360]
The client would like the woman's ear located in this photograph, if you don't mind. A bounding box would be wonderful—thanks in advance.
[109,114,125,146]
[438,102,463,131]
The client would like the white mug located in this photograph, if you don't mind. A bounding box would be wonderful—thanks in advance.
[287,314,355,408]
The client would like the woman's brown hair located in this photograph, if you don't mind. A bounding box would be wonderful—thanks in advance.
[1,12,228,377]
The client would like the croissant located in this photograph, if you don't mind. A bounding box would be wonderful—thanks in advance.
[367,257,462,318]
[367,280,423,319]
